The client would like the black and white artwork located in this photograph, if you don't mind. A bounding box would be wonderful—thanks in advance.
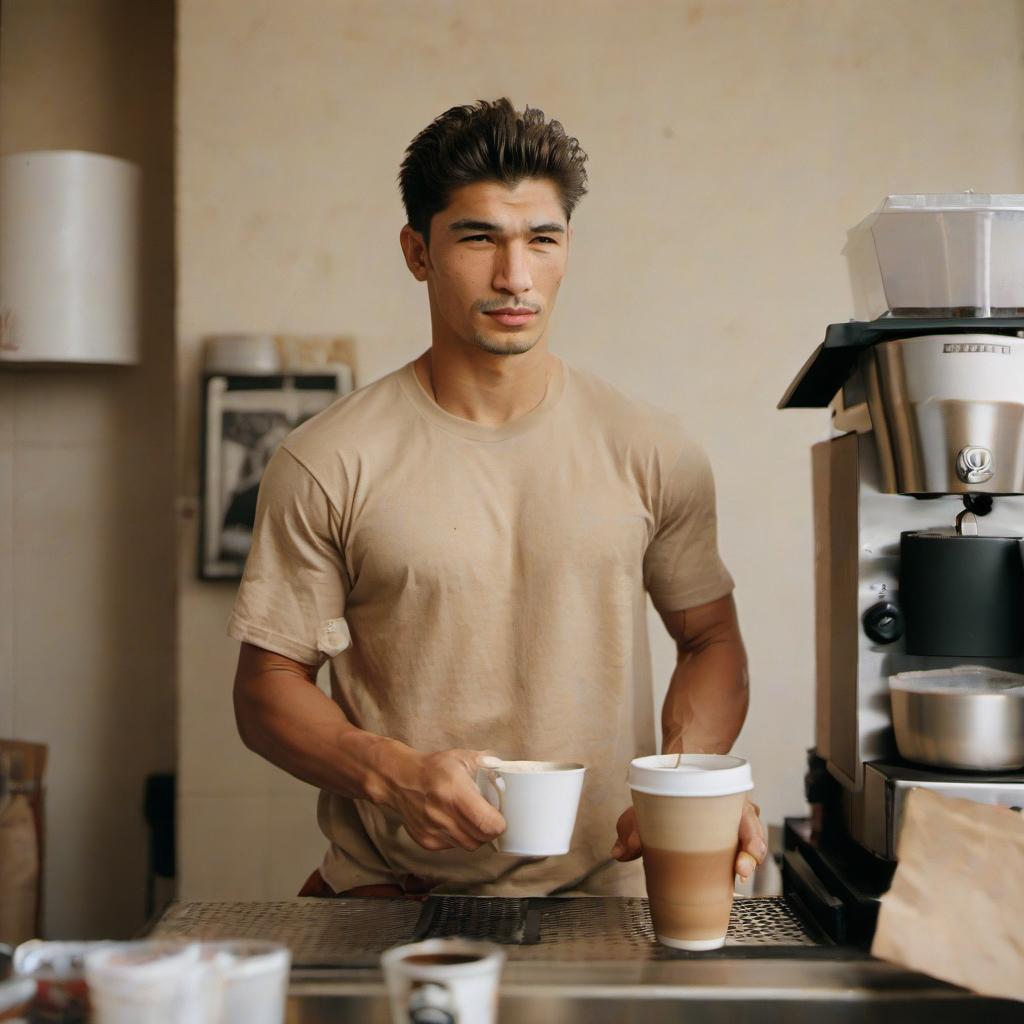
[200,370,352,579]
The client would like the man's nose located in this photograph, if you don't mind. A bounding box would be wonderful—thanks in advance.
[493,243,533,296]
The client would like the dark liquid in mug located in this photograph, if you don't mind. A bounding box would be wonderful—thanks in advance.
[404,953,482,966]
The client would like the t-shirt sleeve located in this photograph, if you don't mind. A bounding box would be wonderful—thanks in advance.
[643,435,735,613]
[227,446,350,667]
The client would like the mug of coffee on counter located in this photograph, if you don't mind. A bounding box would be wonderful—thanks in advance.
[629,754,753,951]
[475,757,586,856]
[382,938,505,1024]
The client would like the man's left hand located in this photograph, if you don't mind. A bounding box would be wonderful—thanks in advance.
[610,798,768,882]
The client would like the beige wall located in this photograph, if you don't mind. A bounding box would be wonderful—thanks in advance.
[0,0,176,937]
[177,0,1024,899]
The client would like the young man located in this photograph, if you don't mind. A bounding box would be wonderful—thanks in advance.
[230,99,766,899]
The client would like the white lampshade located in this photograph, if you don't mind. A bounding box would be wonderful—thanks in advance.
[0,151,140,365]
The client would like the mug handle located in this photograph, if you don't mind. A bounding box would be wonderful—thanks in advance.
[474,766,507,853]
[477,767,506,811]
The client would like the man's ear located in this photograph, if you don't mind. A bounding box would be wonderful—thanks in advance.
[400,224,430,282]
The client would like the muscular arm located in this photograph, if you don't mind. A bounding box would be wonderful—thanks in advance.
[233,642,504,851]
[611,595,767,877]
[659,594,749,755]
[233,642,399,800]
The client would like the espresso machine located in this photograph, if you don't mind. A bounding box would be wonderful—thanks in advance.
[778,194,1024,945]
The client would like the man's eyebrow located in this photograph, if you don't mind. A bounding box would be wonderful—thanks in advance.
[448,219,501,233]
[447,219,566,234]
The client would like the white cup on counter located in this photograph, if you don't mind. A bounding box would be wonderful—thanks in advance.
[84,941,213,1024]
[201,940,290,1024]
[83,939,290,1024]
[475,756,585,856]
[382,938,505,1024]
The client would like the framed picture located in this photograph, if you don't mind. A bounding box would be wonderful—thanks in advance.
[199,368,353,580]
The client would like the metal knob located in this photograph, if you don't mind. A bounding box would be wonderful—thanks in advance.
[863,601,904,645]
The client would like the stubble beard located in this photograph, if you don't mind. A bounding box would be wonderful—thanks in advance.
[470,331,540,357]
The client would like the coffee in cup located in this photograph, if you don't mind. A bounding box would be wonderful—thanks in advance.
[629,753,753,950]
[475,757,585,857]
[381,939,505,1024]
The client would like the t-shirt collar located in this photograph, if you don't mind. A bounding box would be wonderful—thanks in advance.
[397,357,566,442]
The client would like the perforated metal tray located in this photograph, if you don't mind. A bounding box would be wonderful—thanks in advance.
[151,895,828,968]
[423,896,825,961]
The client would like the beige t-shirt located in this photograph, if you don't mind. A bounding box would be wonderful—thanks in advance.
[228,358,734,896]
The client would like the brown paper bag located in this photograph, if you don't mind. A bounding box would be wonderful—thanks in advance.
[871,787,1024,1002]
[0,793,39,944]
[0,740,47,941]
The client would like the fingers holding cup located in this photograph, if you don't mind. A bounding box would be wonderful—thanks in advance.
[734,797,767,880]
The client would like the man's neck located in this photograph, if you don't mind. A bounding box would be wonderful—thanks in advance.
[413,341,558,427]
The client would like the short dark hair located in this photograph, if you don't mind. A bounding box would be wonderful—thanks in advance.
[399,98,588,241]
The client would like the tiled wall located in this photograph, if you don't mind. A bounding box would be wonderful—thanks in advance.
[175,512,327,899]
[176,0,1024,900]
[0,0,176,938]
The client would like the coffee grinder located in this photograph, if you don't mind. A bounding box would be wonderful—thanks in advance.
[778,195,1024,945]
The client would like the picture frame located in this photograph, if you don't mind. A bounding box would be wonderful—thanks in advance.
[199,367,353,580]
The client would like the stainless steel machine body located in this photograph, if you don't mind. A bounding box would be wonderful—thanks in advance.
[860,761,1024,860]
[864,334,1024,495]
[812,424,1024,857]
[889,675,1024,770]
[780,197,1024,947]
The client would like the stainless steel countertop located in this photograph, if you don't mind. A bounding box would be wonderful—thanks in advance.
[148,896,1020,1022]
[286,960,1020,1022]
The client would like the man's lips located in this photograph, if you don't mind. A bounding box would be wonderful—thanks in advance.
[484,309,537,327]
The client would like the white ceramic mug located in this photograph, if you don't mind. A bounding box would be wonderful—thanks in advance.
[381,938,505,1024]
[475,757,585,856]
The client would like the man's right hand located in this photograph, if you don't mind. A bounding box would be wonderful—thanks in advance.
[378,747,506,852]
[233,646,504,854]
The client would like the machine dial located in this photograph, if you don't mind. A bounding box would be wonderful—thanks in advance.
[862,601,904,645]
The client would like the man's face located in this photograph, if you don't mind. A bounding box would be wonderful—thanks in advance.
[402,178,570,356]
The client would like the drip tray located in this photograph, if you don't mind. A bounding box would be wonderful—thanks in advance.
[151,896,836,968]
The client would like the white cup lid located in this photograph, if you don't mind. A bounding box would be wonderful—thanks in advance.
[628,754,753,797]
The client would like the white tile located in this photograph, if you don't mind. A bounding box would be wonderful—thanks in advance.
[265,793,327,899]
[178,794,269,901]
[13,444,176,768]
[178,704,277,799]
[13,443,177,939]
[177,571,278,797]
[264,762,321,800]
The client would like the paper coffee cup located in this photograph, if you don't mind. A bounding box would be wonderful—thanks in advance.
[200,940,290,1024]
[83,941,216,1024]
[381,938,505,1024]
[629,754,753,951]
[476,758,585,856]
